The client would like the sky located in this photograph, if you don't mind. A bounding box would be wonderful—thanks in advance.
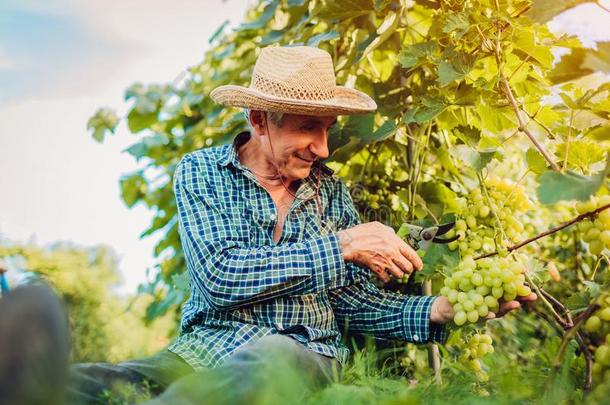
[0,1,609,295]
[0,0,254,293]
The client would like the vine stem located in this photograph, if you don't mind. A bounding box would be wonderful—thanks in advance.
[525,273,570,329]
[499,71,560,171]
[552,303,599,369]
[540,287,573,327]
[423,280,442,384]
[575,332,594,391]
[491,9,559,172]
[474,203,610,260]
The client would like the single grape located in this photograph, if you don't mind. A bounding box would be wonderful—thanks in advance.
[454,311,467,326]
[586,316,602,333]
[467,310,479,323]
[599,308,610,322]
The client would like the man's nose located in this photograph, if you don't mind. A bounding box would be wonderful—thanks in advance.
[309,132,329,160]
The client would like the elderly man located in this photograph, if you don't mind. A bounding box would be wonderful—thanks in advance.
[168,46,452,372]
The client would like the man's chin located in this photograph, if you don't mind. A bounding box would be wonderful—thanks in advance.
[287,167,312,181]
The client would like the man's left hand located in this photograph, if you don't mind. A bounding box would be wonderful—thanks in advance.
[430,293,538,324]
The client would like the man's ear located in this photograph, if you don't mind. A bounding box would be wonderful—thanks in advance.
[249,110,267,136]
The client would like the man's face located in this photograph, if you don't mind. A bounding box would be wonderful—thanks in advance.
[263,113,337,181]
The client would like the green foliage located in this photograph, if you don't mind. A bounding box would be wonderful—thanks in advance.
[0,242,176,363]
[87,108,118,143]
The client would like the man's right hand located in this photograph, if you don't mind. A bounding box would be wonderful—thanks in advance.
[337,221,424,283]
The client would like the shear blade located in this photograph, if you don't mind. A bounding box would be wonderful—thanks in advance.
[434,222,456,235]
[433,234,460,244]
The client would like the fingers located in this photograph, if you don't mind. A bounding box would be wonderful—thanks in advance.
[492,300,521,318]
[517,292,538,302]
[397,240,423,271]
[392,254,413,277]
[486,295,536,321]
[385,261,405,280]
[372,266,391,284]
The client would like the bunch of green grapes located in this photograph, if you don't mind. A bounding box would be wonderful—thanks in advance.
[349,159,405,212]
[576,195,610,256]
[447,177,533,257]
[590,337,610,404]
[457,332,494,380]
[440,256,532,326]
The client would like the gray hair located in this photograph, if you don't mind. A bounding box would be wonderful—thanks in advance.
[243,108,285,128]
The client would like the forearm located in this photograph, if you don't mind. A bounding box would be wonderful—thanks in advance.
[183,227,348,311]
[329,266,448,343]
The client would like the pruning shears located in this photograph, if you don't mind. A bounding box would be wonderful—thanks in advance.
[397,222,459,252]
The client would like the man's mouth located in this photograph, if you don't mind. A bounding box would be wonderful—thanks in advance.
[295,154,315,164]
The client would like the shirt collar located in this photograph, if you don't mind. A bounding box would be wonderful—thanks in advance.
[216,131,335,177]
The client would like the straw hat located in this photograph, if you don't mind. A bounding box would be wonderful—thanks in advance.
[210,46,377,116]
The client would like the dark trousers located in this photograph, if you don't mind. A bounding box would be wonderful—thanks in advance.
[68,335,340,405]
[67,350,193,404]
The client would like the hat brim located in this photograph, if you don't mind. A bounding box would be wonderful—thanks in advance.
[210,85,377,116]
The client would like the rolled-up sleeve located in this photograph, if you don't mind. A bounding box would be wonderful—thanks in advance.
[328,181,448,344]
[175,154,348,312]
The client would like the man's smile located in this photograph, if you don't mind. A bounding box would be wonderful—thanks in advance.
[295,154,315,164]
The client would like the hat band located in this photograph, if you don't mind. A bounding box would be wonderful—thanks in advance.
[250,74,336,102]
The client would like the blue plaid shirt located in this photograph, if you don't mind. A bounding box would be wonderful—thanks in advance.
[168,131,447,370]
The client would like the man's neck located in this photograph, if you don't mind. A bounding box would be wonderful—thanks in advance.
[237,135,299,193]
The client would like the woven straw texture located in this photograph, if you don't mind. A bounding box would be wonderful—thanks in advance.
[210,46,377,116]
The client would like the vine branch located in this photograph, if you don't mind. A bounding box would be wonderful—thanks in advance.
[475,203,610,260]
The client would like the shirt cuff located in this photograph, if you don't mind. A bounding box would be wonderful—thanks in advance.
[307,233,347,291]
[401,295,448,344]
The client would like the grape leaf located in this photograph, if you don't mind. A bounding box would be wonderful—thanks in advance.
[442,13,469,38]
[438,61,462,86]
[398,41,436,69]
[526,0,590,23]
[452,145,497,172]
[437,53,476,86]
[536,159,609,204]
[582,281,601,299]
[583,41,610,73]
[87,108,119,143]
[419,242,460,280]
[526,148,548,174]
[566,290,591,311]
[120,173,147,208]
[554,139,605,170]
[127,109,157,133]
[404,98,447,123]
[172,272,190,292]
[238,0,279,30]
[586,125,610,141]
[361,119,397,143]
[307,31,340,47]
[314,0,374,20]
[454,125,480,148]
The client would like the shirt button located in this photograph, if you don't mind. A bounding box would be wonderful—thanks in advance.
[269,214,276,221]
[413,334,419,342]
